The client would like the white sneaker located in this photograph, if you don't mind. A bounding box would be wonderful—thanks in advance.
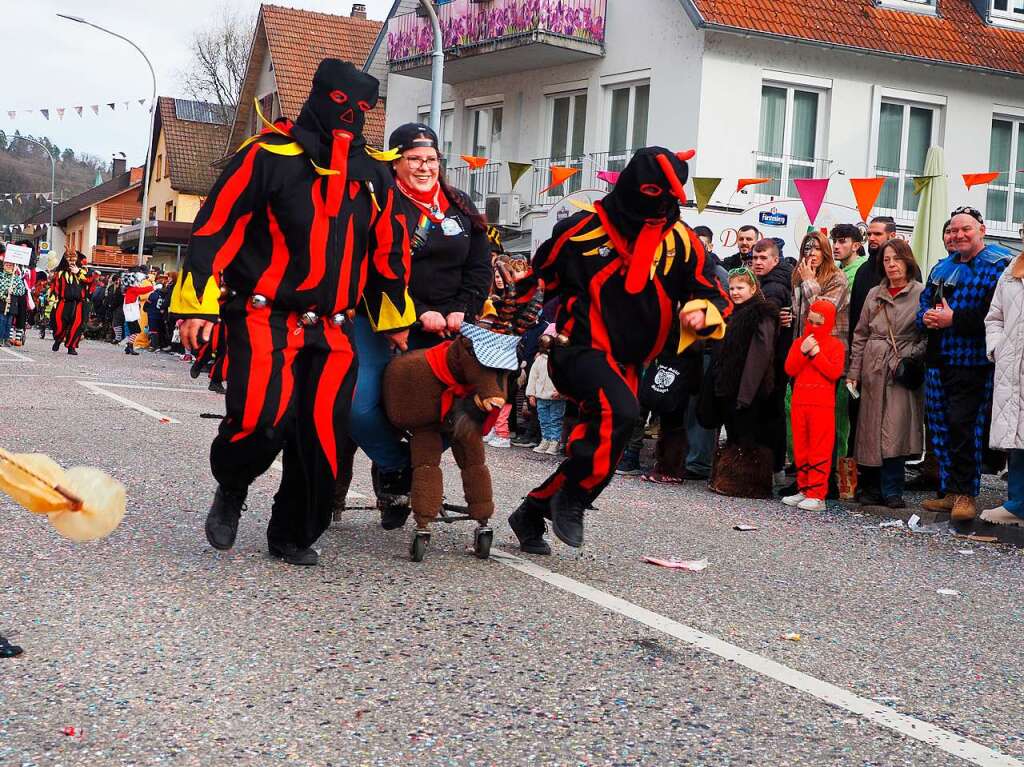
[545,441,561,455]
[782,492,806,507]
[797,497,826,511]
[489,437,511,448]
[483,429,497,445]
[533,440,551,454]
[773,470,788,486]
[980,505,1023,526]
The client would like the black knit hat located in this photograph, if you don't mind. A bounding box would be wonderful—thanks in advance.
[388,122,440,153]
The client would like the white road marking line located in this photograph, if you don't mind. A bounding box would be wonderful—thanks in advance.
[266,459,366,499]
[88,382,218,393]
[0,346,32,361]
[490,550,1021,767]
[77,381,181,424]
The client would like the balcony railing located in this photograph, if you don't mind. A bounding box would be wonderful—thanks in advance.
[446,162,503,207]
[748,152,834,205]
[388,0,606,81]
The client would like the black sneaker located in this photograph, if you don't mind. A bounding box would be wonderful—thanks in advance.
[204,486,247,550]
[67,348,78,356]
[550,489,586,548]
[508,496,552,555]
[377,467,412,530]
[858,491,884,506]
[126,345,140,356]
[268,540,319,566]
[51,339,60,352]
[511,435,540,448]
[615,452,642,476]
[0,635,23,658]
[208,380,226,395]
[884,496,906,509]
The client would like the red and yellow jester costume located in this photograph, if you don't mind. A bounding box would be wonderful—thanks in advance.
[49,255,87,354]
[784,299,845,502]
[171,59,415,565]
[508,148,731,553]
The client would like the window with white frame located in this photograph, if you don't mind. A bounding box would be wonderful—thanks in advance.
[606,82,649,171]
[875,0,936,13]
[875,100,936,214]
[992,0,1024,20]
[467,104,502,203]
[548,92,587,195]
[756,84,824,198]
[986,117,1024,228]
[416,108,454,159]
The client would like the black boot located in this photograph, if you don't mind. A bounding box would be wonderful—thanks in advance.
[268,540,319,566]
[125,345,139,356]
[550,489,587,548]
[204,485,247,550]
[51,339,60,352]
[377,466,412,530]
[208,380,226,395]
[67,348,77,356]
[0,635,23,658]
[508,496,552,555]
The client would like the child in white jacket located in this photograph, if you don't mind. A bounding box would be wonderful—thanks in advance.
[526,327,564,455]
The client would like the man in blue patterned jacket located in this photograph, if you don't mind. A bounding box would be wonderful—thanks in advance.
[918,207,1011,522]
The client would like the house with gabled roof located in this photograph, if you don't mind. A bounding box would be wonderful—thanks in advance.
[381,0,1024,251]
[226,3,388,156]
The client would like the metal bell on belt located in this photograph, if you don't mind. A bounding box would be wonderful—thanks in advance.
[250,294,268,309]
[300,311,319,326]
[330,313,346,327]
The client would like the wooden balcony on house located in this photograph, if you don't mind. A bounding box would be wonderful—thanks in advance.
[387,0,605,82]
[90,245,141,269]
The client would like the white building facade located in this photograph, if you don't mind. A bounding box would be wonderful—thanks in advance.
[381,0,1024,252]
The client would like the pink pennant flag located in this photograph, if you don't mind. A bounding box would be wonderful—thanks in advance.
[74,106,83,116]
[596,170,620,185]
[793,178,830,225]
[90,105,99,115]
[57,107,65,120]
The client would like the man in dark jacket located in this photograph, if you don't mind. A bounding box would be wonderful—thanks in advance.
[750,238,793,481]
[721,225,760,271]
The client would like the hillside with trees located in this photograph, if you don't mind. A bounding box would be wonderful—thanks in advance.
[0,131,111,227]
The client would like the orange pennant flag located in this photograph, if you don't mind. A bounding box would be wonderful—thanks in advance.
[736,178,771,193]
[962,172,1000,189]
[460,154,489,170]
[540,166,580,195]
[849,177,887,222]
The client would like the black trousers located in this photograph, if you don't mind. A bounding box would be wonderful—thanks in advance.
[925,365,992,497]
[653,398,690,477]
[528,346,640,505]
[211,297,357,548]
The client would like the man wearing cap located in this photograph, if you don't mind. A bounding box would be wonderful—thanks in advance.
[173,59,415,566]
[508,148,731,553]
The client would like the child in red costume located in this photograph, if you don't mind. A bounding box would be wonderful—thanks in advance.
[783,299,845,511]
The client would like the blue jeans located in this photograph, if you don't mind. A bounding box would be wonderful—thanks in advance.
[0,313,11,343]
[536,398,565,442]
[880,457,906,499]
[1005,449,1024,517]
[349,315,441,472]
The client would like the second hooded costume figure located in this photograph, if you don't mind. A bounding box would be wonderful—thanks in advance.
[171,59,415,566]
[49,254,88,355]
[508,148,731,553]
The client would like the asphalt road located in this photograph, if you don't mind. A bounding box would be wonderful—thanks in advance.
[1,338,1022,767]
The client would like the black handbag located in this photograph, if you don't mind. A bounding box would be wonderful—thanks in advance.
[639,355,689,413]
[882,304,925,390]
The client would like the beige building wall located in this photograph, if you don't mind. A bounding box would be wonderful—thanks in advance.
[147,130,176,221]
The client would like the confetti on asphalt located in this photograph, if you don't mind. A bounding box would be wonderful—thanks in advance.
[642,556,708,572]
[956,548,975,556]
[780,632,801,641]
[936,588,960,596]
[733,524,759,531]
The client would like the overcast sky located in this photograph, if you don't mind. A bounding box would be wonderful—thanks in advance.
[4,0,394,178]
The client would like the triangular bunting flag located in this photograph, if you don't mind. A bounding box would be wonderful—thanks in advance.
[596,170,620,186]
[40,109,49,120]
[540,166,580,195]
[461,154,489,170]
[90,105,99,115]
[506,161,532,190]
[107,103,116,111]
[25,109,32,115]
[123,101,129,109]
[736,177,771,192]
[963,172,1000,189]
[793,178,830,225]
[14,194,21,204]
[138,98,146,107]
[74,106,83,116]
[912,175,938,196]
[56,107,65,120]
[6,111,14,120]
[692,177,722,213]
[849,177,887,222]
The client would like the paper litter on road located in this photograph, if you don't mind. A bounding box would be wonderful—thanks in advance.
[733,524,759,531]
[955,548,974,556]
[936,588,960,596]
[879,519,905,529]
[907,514,942,533]
[642,556,708,572]
[780,632,801,641]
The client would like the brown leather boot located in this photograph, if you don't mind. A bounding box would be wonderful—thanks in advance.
[921,495,955,512]
[951,495,977,521]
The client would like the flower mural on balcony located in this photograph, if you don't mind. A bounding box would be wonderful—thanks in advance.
[388,0,606,62]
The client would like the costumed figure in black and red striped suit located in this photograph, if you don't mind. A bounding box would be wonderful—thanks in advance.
[508,147,732,554]
[172,59,415,566]
[50,254,88,355]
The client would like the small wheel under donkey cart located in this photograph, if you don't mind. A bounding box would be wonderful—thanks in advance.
[407,502,493,562]
[473,524,493,560]
[410,529,431,562]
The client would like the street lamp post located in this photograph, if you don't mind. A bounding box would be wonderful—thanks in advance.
[9,134,55,256]
[57,13,157,268]
[418,0,444,134]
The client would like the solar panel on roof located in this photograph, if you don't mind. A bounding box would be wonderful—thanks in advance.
[172,99,231,125]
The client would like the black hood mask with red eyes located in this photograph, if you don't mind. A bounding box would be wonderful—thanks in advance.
[595,146,694,294]
[292,58,380,180]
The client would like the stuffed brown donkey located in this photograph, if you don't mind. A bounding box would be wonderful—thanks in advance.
[382,333,509,559]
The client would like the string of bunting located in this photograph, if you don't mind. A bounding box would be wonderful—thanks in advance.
[4,99,149,120]
[0,192,53,202]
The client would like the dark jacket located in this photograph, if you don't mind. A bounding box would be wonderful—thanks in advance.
[713,296,778,407]
[721,252,748,272]
[757,259,795,372]
[848,249,882,344]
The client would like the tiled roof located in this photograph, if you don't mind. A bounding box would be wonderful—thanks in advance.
[688,0,1024,77]
[261,4,386,147]
[45,172,138,226]
[154,97,232,196]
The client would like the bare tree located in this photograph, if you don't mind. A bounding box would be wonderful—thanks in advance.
[179,3,255,115]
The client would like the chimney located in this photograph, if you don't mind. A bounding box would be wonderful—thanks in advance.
[112,154,127,177]
[351,3,367,18]
[130,166,144,185]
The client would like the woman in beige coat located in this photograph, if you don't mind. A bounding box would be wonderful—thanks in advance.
[981,252,1024,526]
[848,240,926,507]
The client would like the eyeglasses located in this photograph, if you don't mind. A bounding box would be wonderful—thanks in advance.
[728,267,757,281]
[402,156,440,169]
[951,206,984,224]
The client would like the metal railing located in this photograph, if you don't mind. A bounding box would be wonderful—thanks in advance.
[387,0,607,62]
[747,152,833,204]
[446,162,503,207]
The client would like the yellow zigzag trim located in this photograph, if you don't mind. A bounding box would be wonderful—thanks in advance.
[568,198,596,213]
[571,225,608,243]
[366,146,401,162]
[677,299,725,354]
[258,141,304,156]
[368,290,417,332]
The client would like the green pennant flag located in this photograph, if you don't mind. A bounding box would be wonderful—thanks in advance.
[507,161,532,191]
[692,177,722,213]
[913,175,939,196]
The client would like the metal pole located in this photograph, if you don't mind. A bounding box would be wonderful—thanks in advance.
[9,134,56,257]
[418,0,444,133]
[57,14,157,268]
